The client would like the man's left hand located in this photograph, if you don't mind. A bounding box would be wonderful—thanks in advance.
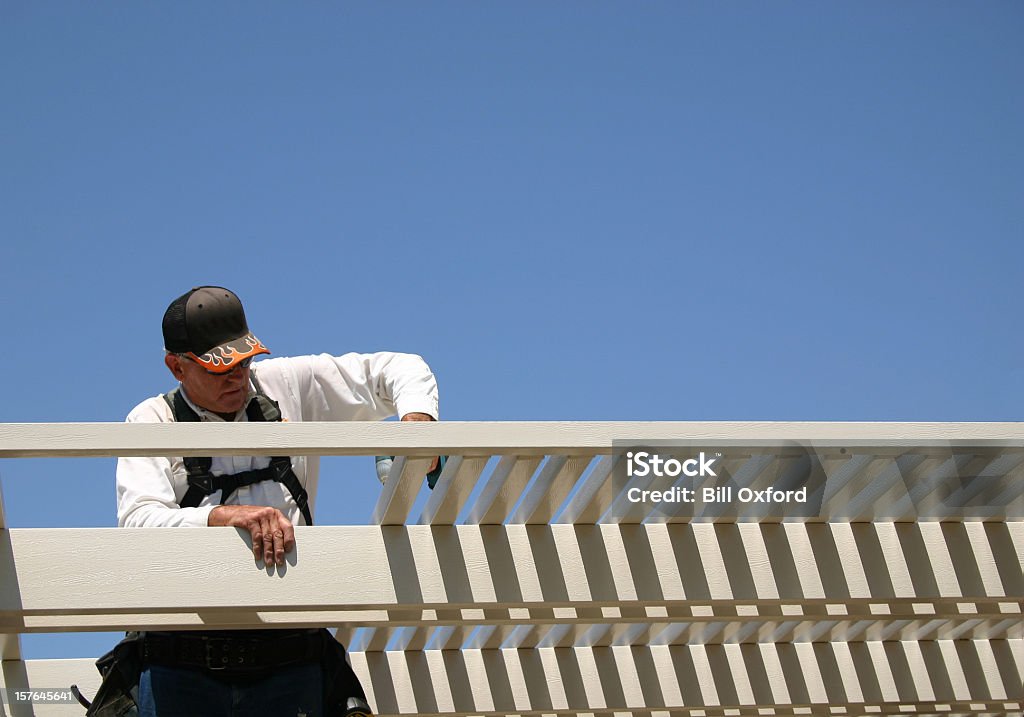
[400,412,439,472]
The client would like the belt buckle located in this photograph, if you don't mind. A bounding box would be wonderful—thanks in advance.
[204,638,231,671]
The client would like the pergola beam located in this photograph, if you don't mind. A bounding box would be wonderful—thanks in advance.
[3,421,1024,459]
[1,524,1019,618]
[4,641,1021,717]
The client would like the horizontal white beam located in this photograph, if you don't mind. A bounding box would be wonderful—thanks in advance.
[1,525,1018,633]
[8,604,1021,644]
[6,641,1022,716]
[336,610,1024,651]
[278,639,1024,715]
[2,421,1024,458]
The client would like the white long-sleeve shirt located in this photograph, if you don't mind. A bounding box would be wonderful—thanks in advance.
[116,352,439,528]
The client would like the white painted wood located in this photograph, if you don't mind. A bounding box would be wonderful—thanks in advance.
[323,633,1024,717]
[0,483,21,664]
[818,453,876,509]
[908,453,979,518]
[500,647,531,713]
[1007,521,1024,579]
[724,643,757,705]
[456,527,498,604]
[4,421,1024,459]
[953,452,1024,510]
[4,524,1016,631]
[537,647,568,710]
[384,649,417,714]
[424,649,456,713]
[1,420,1022,716]
[901,639,936,702]
[327,611,1022,651]
[1,425,1021,539]
[0,657,98,717]
[0,635,21,661]
[466,456,541,525]
[738,523,779,600]
[372,457,433,525]
[645,524,686,602]
[873,522,916,598]
[649,644,684,708]
[845,455,928,522]
[828,522,871,599]
[865,640,901,703]
[419,456,489,525]
[964,522,1008,598]
[556,454,617,524]
[831,640,864,703]
[687,644,720,706]
[600,525,638,602]
[938,639,974,702]
[510,455,590,524]
[793,642,828,704]
[757,643,792,705]
[972,638,1009,701]
[918,522,963,598]
[504,525,544,604]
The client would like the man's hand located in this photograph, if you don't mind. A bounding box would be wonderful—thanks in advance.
[209,505,295,566]
[401,412,439,472]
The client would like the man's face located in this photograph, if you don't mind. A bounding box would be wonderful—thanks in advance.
[164,353,251,416]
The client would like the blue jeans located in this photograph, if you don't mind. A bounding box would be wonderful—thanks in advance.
[137,661,323,717]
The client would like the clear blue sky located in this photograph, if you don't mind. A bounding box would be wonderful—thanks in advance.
[2,3,1021,660]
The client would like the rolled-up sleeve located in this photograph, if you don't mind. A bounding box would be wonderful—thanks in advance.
[267,352,439,422]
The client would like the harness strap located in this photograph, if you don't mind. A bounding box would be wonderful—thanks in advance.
[162,386,314,526]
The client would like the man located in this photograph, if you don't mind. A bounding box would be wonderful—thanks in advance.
[100,286,439,717]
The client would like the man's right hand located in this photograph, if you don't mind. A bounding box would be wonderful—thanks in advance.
[208,505,295,566]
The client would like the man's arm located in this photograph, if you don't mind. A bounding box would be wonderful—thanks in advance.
[255,352,439,422]
[116,399,218,528]
[117,454,217,528]
[400,411,438,472]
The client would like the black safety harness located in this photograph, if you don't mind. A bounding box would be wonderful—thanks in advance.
[162,383,314,527]
[78,379,374,716]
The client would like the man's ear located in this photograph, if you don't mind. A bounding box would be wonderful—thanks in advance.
[165,353,187,381]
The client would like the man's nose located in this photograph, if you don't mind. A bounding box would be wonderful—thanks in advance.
[224,364,249,382]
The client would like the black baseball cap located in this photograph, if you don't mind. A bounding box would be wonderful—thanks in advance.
[162,286,270,373]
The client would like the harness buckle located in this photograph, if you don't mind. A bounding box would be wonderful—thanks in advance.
[187,472,216,495]
[270,458,291,481]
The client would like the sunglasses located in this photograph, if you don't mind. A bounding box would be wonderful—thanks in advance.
[179,354,254,376]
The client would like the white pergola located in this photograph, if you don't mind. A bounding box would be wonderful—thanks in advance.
[0,421,1021,716]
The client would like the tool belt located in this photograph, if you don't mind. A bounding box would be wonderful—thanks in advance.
[142,629,322,674]
[83,629,370,716]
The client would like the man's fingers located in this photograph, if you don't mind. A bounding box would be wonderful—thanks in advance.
[250,521,263,560]
[279,515,296,553]
[272,528,286,566]
[261,516,275,564]
[212,505,295,565]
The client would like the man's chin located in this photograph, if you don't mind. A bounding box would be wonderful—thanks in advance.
[219,390,248,413]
